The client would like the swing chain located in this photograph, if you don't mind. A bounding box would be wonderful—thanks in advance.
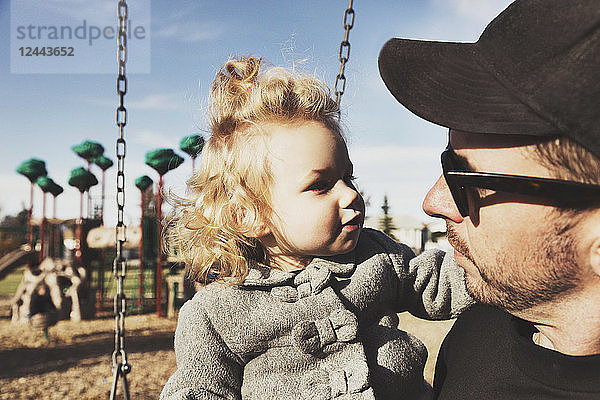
[334,0,354,109]
[111,1,131,399]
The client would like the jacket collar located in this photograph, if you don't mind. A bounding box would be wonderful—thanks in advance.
[241,251,356,288]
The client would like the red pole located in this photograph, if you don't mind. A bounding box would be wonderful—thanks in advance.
[76,191,83,266]
[28,183,34,249]
[50,195,56,258]
[138,189,145,311]
[96,259,104,315]
[101,170,106,225]
[95,182,104,314]
[40,192,46,263]
[156,176,163,317]
[86,161,91,219]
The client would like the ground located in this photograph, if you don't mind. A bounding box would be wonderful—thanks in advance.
[0,295,178,400]
[0,295,453,399]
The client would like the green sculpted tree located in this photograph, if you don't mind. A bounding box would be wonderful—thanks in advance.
[379,195,397,240]
[180,134,205,172]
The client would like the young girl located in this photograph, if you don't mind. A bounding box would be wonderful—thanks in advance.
[161,57,473,400]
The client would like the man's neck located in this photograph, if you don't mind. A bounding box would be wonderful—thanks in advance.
[513,288,600,356]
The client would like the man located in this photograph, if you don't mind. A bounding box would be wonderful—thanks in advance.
[378,0,600,398]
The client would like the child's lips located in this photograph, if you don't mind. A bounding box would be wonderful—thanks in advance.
[342,214,363,232]
[342,224,360,232]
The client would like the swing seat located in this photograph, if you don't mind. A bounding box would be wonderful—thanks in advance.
[29,310,58,331]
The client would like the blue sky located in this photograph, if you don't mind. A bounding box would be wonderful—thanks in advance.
[0,0,512,227]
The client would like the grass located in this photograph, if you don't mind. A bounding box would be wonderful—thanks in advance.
[90,265,158,298]
[0,262,180,315]
[0,266,27,296]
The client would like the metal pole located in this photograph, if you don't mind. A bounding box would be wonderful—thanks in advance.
[138,189,144,310]
[87,160,92,219]
[28,182,34,249]
[40,192,46,263]
[50,195,57,258]
[156,175,163,317]
[76,192,83,266]
[101,169,106,225]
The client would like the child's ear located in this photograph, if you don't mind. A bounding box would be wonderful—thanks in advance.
[233,205,271,238]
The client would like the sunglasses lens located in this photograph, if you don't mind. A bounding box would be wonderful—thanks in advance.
[441,150,469,217]
[448,178,469,217]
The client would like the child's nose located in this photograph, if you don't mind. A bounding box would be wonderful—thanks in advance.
[338,180,361,209]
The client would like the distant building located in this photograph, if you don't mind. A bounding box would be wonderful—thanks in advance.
[422,219,452,253]
[364,215,449,254]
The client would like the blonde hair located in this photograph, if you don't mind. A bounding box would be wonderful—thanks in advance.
[167,56,341,284]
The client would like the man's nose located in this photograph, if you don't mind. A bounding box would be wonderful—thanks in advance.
[422,175,464,223]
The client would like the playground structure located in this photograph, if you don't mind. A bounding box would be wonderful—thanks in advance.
[2,192,188,324]
[11,257,86,324]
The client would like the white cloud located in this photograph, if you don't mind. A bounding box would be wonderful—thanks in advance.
[154,22,224,42]
[128,94,181,111]
[162,2,204,23]
[433,0,512,23]
[395,0,514,42]
[151,1,222,42]
[0,174,30,217]
[350,145,439,166]
[131,129,180,149]
[348,145,442,223]
[83,92,191,112]
[37,0,114,21]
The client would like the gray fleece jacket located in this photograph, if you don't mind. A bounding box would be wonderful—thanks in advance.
[161,228,473,400]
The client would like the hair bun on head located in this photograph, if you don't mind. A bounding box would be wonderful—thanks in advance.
[210,56,264,135]
[209,55,340,139]
[224,57,261,91]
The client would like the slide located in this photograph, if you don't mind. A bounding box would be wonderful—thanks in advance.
[0,247,34,280]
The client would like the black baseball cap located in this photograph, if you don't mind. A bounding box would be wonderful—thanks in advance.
[378,0,600,159]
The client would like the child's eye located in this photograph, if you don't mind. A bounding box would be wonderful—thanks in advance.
[307,175,356,193]
[308,180,334,192]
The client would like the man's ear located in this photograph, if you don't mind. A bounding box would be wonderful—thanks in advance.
[590,238,600,277]
[587,210,600,277]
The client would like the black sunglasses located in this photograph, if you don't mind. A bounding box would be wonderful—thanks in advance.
[441,146,600,217]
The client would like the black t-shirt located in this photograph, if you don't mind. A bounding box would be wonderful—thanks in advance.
[434,304,600,399]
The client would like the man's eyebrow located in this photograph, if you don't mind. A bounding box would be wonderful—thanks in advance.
[451,149,477,172]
